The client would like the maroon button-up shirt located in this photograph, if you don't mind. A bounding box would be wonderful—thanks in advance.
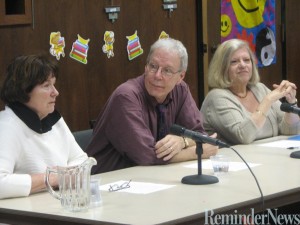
[86,74,205,174]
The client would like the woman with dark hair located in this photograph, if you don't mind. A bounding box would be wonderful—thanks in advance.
[0,55,87,199]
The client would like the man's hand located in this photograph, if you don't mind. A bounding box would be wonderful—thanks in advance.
[155,134,185,161]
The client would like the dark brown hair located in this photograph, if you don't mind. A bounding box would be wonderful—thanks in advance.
[0,54,58,104]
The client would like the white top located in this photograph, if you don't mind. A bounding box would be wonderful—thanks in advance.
[0,106,88,199]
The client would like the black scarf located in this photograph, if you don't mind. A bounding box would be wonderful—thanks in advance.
[8,102,61,134]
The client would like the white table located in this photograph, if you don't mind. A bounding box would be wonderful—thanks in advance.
[1,141,300,225]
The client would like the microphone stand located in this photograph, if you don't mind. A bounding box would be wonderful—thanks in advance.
[181,142,219,185]
[290,151,300,159]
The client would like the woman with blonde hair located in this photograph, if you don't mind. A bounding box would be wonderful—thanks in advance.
[201,39,300,145]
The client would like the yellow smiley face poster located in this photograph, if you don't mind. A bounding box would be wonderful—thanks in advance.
[221,0,275,67]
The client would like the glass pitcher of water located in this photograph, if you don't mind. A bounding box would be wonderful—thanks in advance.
[45,157,97,212]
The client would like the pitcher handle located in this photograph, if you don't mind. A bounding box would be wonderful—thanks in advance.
[45,167,60,200]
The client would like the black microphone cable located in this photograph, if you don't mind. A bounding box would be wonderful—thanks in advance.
[229,146,265,213]
[170,124,265,212]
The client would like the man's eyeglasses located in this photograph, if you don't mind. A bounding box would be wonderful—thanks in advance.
[147,62,181,77]
[108,180,132,192]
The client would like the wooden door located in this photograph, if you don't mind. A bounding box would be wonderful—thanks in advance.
[285,0,300,99]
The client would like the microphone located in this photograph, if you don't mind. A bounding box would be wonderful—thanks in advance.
[170,125,264,209]
[280,103,300,115]
[170,124,230,148]
[280,103,300,159]
[170,124,226,185]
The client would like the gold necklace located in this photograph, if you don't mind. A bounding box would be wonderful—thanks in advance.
[231,89,248,98]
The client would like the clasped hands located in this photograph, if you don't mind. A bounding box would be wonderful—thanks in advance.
[272,80,297,104]
[155,133,218,161]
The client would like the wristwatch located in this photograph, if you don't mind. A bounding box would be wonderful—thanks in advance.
[183,137,189,149]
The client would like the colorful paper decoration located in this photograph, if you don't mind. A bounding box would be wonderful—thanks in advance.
[69,34,90,64]
[221,0,276,67]
[102,31,115,58]
[49,31,65,60]
[159,31,169,39]
[126,31,143,61]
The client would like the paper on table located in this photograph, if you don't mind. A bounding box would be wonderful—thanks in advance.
[100,180,175,194]
[255,140,300,149]
[184,160,261,172]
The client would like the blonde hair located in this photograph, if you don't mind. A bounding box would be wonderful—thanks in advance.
[208,39,260,89]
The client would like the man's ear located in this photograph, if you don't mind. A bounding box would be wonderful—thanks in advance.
[176,71,186,84]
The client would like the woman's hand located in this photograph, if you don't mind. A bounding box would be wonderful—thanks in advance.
[30,169,58,194]
[272,80,297,103]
